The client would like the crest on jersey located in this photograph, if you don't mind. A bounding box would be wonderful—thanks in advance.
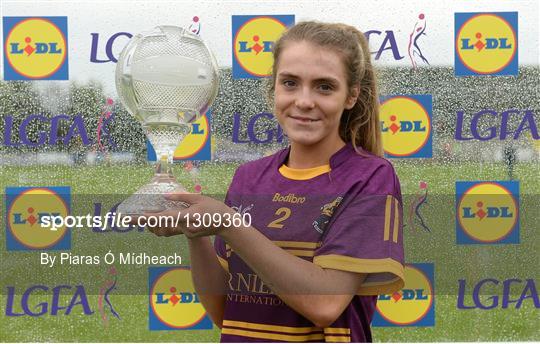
[313,197,343,234]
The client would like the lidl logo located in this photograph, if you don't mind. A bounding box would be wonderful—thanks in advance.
[147,111,211,161]
[373,263,434,327]
[456,181,519,244]
[380,95,432,158]
[6,187,70,250]
[455,12,518,76]
[3,17,68,80]
[232,15,294,79]
[149,267,212,330]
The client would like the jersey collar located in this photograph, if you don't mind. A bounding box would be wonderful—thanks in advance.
[276,142,359,179]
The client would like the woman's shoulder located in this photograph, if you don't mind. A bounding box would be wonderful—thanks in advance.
[338,146,401,196]
[344,145,397,177]
[232,148,287,180]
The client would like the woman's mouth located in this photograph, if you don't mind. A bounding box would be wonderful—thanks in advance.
[289,115,319,123]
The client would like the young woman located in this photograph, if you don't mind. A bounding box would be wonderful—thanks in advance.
[150,21,404,343]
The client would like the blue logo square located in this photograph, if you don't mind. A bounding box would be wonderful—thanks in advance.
[372,263,435,327]
[456,181,520,244]
[3,16,69,80]
[148,266,213,331]
[455,12,518,76]
[232,15,295,79]
[5,186,71,251]
[379,94,432,159]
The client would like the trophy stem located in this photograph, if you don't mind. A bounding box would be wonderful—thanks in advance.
[155,153,173,175]
[150,150,186,191]
[146,123,189,190]
[116,126,190,216]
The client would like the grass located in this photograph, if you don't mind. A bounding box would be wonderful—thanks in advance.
[0,160,538,342]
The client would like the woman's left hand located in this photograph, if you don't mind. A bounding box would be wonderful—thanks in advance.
[144,192,235,238]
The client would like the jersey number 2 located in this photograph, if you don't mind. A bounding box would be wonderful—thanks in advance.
[268,207,291,229]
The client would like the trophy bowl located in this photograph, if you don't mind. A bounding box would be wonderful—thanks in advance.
[115,25,219,215]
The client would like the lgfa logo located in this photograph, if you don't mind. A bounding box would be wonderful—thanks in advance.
[147,111,211,161]
[455,109,538,141]
[232,112,285,144]
[232,15,294,79]
[455,12,518,76]
[6,267,120,321]
[6,284,92,316]
[380,95,432,158]
[457,278,539,310]
[149,267,212,330]
[373,263,434,327]
[2,114,93,147]
[6,187,71,251]
[456,181,519,244]
[3,17,68,80]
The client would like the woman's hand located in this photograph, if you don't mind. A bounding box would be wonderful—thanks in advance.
[145,192,236,239]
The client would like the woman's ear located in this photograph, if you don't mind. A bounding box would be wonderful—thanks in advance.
[345,87,360,110]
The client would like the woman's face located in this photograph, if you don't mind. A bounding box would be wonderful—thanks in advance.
[274,40,358,149]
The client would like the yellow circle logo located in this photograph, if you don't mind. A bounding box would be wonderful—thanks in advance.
[7,188,69,249]
[458,182,517,242]
[233,17,288,77]
[456,14,517,74]
[150,268,207,328]
[5,18,67,79]
[174,113,209,159]
[380,96,431,157]
[376,265,433,325]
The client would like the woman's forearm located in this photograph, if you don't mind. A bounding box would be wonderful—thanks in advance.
[187,237,228,328]
[218,226,365,327]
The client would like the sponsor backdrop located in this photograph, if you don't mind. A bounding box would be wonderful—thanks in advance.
[0,0,538,342]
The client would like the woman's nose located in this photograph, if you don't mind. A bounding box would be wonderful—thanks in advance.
[294,89,315,110]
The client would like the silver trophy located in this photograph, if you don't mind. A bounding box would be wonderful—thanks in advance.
[115,26,219,215]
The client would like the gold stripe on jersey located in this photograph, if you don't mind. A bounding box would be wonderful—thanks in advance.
[324,327,351,335]
[361,276,401,287]
[279,164,331,180]
[216,255,229,272]
[223,320,321,334]
[357,276,403,295]
[384,195,392,241]
[225,242,317,258]
[393,197,400,243]
[313,255,404,276]
[221,328,325,342]
[273,240,320,249]
[325,335,352,342]
[357,278,404,296]
[313,255,404,294]
[285,249,315,257]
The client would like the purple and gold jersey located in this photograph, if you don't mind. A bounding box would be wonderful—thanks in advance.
[214,143,404,342]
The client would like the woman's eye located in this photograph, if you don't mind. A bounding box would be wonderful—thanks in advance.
[283,80,296,88]
[318,84,333,92]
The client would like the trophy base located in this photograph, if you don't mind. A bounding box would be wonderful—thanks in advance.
[117,173,190,216]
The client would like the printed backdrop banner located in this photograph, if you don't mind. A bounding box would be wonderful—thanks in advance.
[0,0,538,343]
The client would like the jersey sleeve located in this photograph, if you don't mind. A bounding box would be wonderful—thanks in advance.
[214,236,229,272]
[213,166,244,273]
[313,162,405,295]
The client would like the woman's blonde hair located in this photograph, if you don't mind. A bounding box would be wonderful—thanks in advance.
[269,21,383,157]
